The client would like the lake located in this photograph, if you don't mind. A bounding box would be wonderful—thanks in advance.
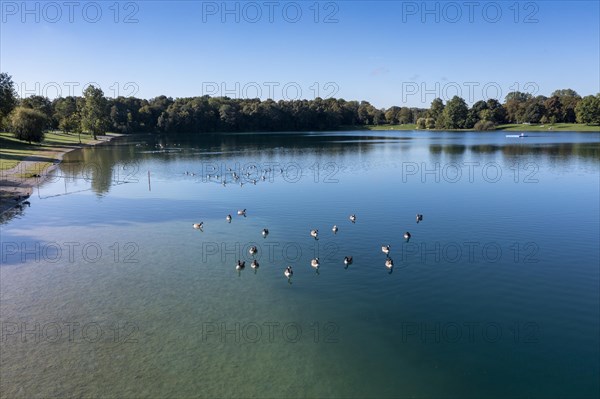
[1,130,599,398]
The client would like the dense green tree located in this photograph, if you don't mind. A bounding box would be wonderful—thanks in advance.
[0,72,18,129]
[441,96,469,129]
[427,98,444,122]
[81,86,110,139]
[385,106,400,124]
[552,89,581,123]
[10,106,47,143]
[544,96,562,123]
[466,100,488,128]
[398,107,413,124]
[575,94,600,125]
[53,96,79,133]
[21,95,53,120]
[486,99,506,124]
[523,97,547,123]
[504,92,533,123]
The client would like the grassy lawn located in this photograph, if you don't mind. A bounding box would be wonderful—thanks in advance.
[0,131,97,171]
[496,123,600,132]
[365,124,418,131]
[341,124,418,131]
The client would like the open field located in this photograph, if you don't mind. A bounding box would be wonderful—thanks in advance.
[0,131,119,215]
[0,131,100,171]
[496,123,600,132]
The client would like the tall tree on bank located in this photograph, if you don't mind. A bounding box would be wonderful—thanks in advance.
[575,94,600,125]
[0,72,18,129]
[551,89,581,123]
[427,98,445,128]
[504,91,533,123]
[442,96,469,129]
[10,106,47,143]
[21,95,54,129]
[81,85,109,139]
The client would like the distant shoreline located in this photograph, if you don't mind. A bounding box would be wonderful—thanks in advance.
[348,123,600,132]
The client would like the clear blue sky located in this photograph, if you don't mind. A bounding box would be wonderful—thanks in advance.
[1,0,599,108]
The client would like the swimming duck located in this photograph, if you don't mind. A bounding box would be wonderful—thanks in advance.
[311,258,320,268]
[262,228,269,238]
[310,229,318,240]
[236,260,245,270]
[193,222,204,230]
[349,214,356,223]
[404,232,411,241]
[385,258,394,269]
[249,246,258,256]
[344,256,353,266]
[284,266,293,278]
[382,245,390,256]
[237,209,246,216]
[416,214,423,223]
[332,225,338,234]
[251,259,259,269]
[226,214,232,223]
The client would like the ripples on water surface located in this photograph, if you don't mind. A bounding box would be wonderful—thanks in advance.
[1,131,599,398]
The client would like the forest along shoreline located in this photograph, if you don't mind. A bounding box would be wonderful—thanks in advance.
[0,134,120,216]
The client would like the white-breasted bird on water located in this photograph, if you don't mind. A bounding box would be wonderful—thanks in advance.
[385,258,394,269]
[416,214,423,223]
[238,209,246,216]
[349,214,356,223]
[193,222,204,230]
[249,246,257,256]
[236,260,245,270]
[404,232,411,241]
[332,225,338,234]
[251,260,259,269]
[262,228,269,238]
[311,258,320,268]
[382,245,390,256]
[344,256,353,266]
[284,266,293,278]
[226,214,232,223]
[310,229,318,240]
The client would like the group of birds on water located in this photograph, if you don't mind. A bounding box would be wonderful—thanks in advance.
[184,164,287,188]
[193,210,425,281]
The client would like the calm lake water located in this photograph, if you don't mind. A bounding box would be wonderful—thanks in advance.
[1,131,599,398]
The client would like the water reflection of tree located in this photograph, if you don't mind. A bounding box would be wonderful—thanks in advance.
[60,143,144,196]
[429,142,600,160]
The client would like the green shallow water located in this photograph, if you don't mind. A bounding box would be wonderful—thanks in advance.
[1,131,599,398]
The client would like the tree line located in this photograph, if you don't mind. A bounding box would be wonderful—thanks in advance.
[0,72,598,143]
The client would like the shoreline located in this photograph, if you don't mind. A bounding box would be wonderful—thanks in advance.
[0,134,121,216]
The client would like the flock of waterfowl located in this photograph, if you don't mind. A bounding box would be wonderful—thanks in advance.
[193,211,424,281]
[185,164,288,188]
